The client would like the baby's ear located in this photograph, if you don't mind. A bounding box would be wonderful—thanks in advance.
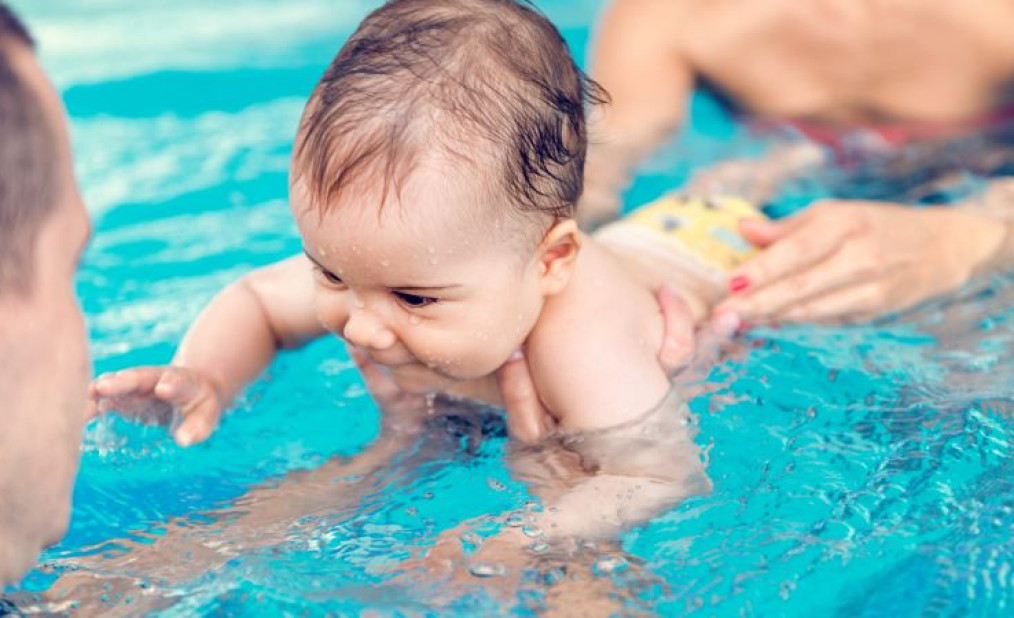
[538,219,582,296]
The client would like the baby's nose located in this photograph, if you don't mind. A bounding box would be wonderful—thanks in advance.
[343,307,396,351]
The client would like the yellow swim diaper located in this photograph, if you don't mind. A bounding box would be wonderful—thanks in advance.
[617,194,764,273]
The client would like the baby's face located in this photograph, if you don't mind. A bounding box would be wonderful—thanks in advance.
[293,162,547,393]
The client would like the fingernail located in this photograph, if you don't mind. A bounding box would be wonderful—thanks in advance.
[176,430,193,447]
[714,311,741,335]
[729,275,750,293]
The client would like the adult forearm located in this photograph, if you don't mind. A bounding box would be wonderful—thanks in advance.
[956,178,1014,276]
[580,134,653,229]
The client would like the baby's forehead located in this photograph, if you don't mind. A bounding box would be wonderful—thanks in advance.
[304,155,500,223]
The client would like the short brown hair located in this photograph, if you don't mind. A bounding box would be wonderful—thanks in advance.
[293,0,605,228]
[0,3,59,294]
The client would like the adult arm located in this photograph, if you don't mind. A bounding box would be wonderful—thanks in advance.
[580,0,695,228]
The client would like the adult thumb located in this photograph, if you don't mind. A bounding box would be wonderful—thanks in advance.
[738,217,789,248]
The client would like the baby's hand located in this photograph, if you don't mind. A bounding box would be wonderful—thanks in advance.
[88,366,225,446]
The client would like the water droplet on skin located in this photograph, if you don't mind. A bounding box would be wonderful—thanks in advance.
[409,315,421,325]
[355,298,365,309]
[427,246,436,254]
[429,258,439,265]
[379,259,390,267]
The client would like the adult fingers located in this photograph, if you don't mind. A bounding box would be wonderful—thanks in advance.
[718,244,878,320]
[655,283,696,374]
[737,216,799,248]
[670,312,741,392]
[779,279,893,323]
[348,346,400,401]
[497,352,553,444]
[723,213,854,299]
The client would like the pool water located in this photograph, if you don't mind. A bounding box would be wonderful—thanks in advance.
[8,0,1014,615]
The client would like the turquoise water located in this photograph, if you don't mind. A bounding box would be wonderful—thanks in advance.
[7,0,1014,615]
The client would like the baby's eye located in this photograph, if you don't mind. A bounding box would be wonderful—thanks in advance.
[394,291,437,308]
[316,267,344,286]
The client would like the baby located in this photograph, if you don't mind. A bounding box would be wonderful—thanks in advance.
[92,0,756,539]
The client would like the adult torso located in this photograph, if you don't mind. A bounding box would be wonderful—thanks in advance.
[678,0,1014,125]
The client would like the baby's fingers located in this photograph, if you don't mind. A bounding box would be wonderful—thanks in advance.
[152,368,208,408]
[154,369,224,446]
[172,396,223,447]
[91,367,170,398]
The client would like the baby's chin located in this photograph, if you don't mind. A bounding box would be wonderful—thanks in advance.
[388,363,459,394]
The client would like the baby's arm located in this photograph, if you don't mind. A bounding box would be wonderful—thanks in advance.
[91,255,329,445]
[518,245,705,536]
[526,242,672,432]
[173,255,325,397]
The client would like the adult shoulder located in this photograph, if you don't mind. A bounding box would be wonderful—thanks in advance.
[596,0,696,59]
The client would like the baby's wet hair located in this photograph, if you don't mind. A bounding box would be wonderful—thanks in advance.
[293,0,606,230]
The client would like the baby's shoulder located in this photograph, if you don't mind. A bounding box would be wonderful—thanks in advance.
[525,244,670,431]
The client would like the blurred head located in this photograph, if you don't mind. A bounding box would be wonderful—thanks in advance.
[290,0,603,392]
[0,4,91,586]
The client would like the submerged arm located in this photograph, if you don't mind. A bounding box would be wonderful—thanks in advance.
[581,0,695,228]
[956,177,1014,275]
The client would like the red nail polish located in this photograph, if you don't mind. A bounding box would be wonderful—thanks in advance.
[729,275,750,293]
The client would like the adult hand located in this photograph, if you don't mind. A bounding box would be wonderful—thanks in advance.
[499,284,739,445]
[348,347,429,428]
[89,366,224,446]
[715,200,1007,323]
